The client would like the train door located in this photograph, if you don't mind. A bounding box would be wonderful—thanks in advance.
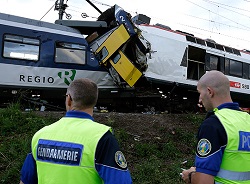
[187,46,206,80]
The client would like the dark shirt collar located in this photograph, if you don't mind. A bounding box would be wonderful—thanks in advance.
[216,102,240,111]
[206,102,240,119]
[65,110,94,121]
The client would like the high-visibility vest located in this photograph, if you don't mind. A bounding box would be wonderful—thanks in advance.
[32,117,110,184]
[214,108,250,184]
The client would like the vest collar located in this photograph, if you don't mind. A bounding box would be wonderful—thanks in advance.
[65,111,94,121]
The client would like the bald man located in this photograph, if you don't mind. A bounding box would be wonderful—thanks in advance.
[182,71,250,184]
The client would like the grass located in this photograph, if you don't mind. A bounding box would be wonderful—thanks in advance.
[0,104,56,183]
[0,104,204,184]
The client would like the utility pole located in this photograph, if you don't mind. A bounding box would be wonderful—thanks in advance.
[55,0,68,20]
[58,0,64,20]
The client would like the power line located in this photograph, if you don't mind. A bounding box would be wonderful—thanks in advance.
[67,8,97,19]
[183,13,250,32]
[179,23,250,43]
[203,0,250,13]
[53,0,250,47]
[185,0,250,31]
[40,3,55,20]
[202,0,250,19]
[91,0,111,8]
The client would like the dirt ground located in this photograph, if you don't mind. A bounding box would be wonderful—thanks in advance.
[37,111,202,151]
[92,111,203,168]
[93,112,192,138]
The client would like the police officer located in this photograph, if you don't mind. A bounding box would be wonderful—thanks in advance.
[20,78,132,184]
[182,70,250,184]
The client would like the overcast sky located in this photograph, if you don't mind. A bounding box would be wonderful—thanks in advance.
[1,0,250,50]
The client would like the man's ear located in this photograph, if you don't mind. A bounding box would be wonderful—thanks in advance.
[66,96,72,108]
[207,87,214,97]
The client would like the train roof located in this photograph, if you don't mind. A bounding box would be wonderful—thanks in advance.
[0,12,109,36]
[0,13,107,34]
[139,23,242,57]
[55,20,108,35]
[133,14,247,56]
[0,12,81,34]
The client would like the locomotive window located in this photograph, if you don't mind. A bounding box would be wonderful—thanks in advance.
[55,42,86,65]
[3,34,39,61]
[95,47,108,62]
[210,55,219,70]
[112,53,121,64]
[229,60,242,77]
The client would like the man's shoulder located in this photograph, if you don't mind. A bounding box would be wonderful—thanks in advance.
[203,112,220,126]
[199,113,226,136]
[32,119,63,138]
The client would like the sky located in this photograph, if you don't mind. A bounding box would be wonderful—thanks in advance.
[1,0,250,50]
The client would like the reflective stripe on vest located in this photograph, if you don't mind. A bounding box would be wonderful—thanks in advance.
[214,108,250,184]
[217,169,250,181]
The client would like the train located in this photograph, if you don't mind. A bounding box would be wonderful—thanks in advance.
[0,2,249,112]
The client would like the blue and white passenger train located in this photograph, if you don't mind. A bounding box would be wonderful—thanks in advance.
[0,3,249,112]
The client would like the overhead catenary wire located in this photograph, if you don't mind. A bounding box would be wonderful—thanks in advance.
[185,0,250,31]
[183,13,250,32]
[203,0,250,13]
[91,0,111,8]
[85,0,250,34]
[201,0,250,19]
[40,3,55,20]
[51,0,250,48]
[179,23,250,43]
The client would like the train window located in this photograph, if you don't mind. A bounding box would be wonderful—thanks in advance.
[55,42,86,65]
[112,53,121,64]
[243,63,249,79]
[95,47,108,62]
[249,65,250,79]
[196,38,206,45]
[3,34,39,61]
[210,55,219,70]
[224,46,233,53]
[215,44,224,51]
[233,49,241,56]
[187,46,205,80]
[186,35,196,43]
[220,57,225,74]
[225,58,229,75]
[206,41,215,48]
[229,60,242,77]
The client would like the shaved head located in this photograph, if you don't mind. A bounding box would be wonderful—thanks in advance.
[197,70,232,111]
[198,70,230,97]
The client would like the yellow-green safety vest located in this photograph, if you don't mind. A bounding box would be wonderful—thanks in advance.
[32,117,111,184]
[214,108,250,184]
